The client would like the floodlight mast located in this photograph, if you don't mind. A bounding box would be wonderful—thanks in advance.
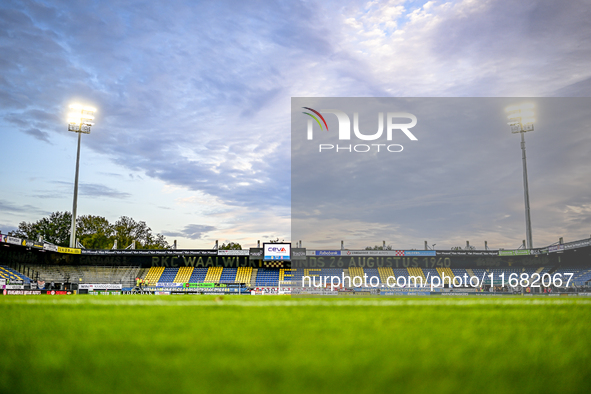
[67,104,96,248]
[506,103,535,249]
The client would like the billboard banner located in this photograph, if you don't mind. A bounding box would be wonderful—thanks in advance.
[311,250,436,257]
[563,239,591,251]
[498,250,531,256]
[43,243,58,252]
[291,248,307,260]
[343,250,389,256]
[81,249,217,256]
[7,236,21,245]
[150,282,184,288]
[249,248,263,260]
[436,250,499,256]
[263,243,291,260]
[314,250,341,256]
[19,239,44,249]
[404,251,437,257]
[549,245,565,253]
[57,246,81,254]
[217,250,250,256]
[78,284,123,290]
[3,290,42,295]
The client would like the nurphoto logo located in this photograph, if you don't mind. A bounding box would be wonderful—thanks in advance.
[302,107,418,153]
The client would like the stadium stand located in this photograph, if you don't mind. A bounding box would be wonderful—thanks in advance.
[436,267,453,282]
[422,268,439,283]
[364,268,381,284]
[144,266,164,284]
[188,267,208,283]
[158,267,180,283]
[552,266,591,286]
[575,269,591,285]
[174,267,194,283]
[407,267,426,283]
[290,268,345,286]
[204,266,223,283]
[451,268,471,280]
[219,268,237,284]
[0,265,31,283]
[255,268,280,286]
[13,264,139,286]
[378,267,394,283]
[279,268,293,284]
[349,267,364,286]
[392,268,409,282]
[236,267,253,285]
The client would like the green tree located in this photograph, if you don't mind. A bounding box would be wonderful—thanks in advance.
[219,242,242,250]
[77,215,114,249]
[364,245,393,250]
[9,211,72,246]
[8,212,170,250]
[112,216,169,249]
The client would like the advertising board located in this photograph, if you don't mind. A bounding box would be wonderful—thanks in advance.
[263,243,291,260]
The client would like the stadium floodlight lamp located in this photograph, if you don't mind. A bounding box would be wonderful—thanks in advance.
[505,102,535,250]
[505,103,535,134]
[67,103,97,248]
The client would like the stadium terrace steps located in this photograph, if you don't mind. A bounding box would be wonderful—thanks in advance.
[343,268,350,283]
[204,267,223,283]
[10,265,585,289]
[144,266,164,284]
[451,268,471,279]
[249,268,258,285]
[21,265,139,286]
[552,266,591,285]
[0,265,31,283]
[157,267,179,283]
[255,268,280,286]
[173,267,194,283]
[279,268,290,283]
[219,268,237,284]
[279,268,297,285]
[23,265,62,282]
[137,267,148,280]
[349,267,364,285]
[422,268,439,283]
[236,267,253,285]
[82,265,139,285]
[188,268,208,283]
[378,267,394,283]
[437,267,454,284]
[303,268,321,277]
[407,267,426,282]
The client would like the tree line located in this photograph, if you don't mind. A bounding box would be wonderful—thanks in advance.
[8,211,170,250]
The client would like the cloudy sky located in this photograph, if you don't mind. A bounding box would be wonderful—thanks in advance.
[292,97,591,250]
[1,0,590,249]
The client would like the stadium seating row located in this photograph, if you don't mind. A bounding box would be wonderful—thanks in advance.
[0,265,31,284]
[4,265,590,288]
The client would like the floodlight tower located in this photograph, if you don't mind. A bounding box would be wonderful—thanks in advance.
[506,103,535,249]
[67,104,96,248]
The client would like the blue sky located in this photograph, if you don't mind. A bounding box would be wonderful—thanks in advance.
[1,0,590,249]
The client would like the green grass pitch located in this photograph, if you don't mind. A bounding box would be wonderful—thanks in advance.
[1,295,590,393]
